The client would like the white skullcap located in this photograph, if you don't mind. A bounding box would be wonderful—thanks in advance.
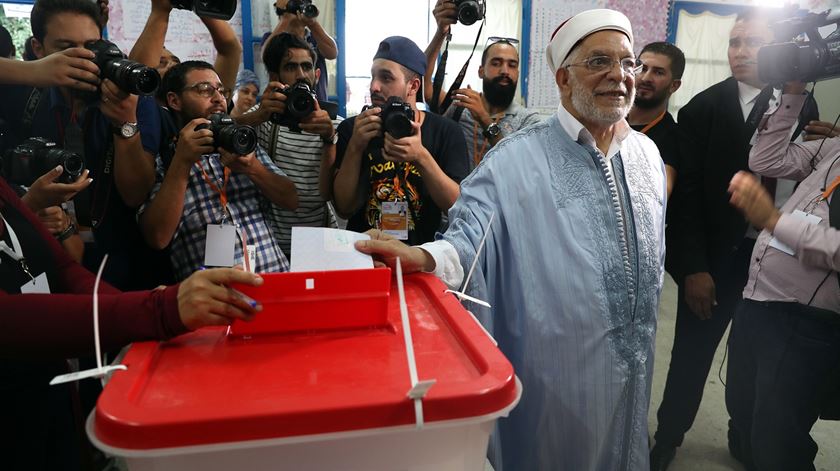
[545,9,634,74]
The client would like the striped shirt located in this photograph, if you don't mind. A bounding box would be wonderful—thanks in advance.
[257,118,342,259]
[140,146,290,281]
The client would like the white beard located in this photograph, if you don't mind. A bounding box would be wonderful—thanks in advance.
[569,75,634,125]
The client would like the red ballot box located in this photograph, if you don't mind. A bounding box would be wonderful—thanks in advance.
[88,270,520,471]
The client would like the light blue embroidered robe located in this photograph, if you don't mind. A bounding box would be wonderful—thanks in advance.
[442,114,666,470]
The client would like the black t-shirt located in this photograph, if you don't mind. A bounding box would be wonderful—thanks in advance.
[630,111,681,172]
[335,111,469,244]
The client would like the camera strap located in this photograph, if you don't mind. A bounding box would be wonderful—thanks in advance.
[430,33,452,114]
[438,20,485,117]
[21,88,42,139]
[87,137,114,229]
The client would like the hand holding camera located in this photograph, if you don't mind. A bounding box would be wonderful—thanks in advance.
[270,81,318,131]
[173,118,215,168]
[298,100,335,142]
[196,113,258,155]
[20,165,91,213]
[256,81,288,123]
[383,120,426,165]
[24,48,100,92]
[219,148,258,175]
[99,79,138,127]
[433,0,458,34]
[349,106,383,150]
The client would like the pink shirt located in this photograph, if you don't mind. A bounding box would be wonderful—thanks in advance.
[744,93,840,313]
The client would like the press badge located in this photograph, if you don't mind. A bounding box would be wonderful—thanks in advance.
[204,224,236,267]
[380,201,409,240]
[20,272,51,294]
[769,210,822,256]
[246,244,257,274]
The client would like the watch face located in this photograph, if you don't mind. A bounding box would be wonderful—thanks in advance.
[486,123,501,137]
[120,123,138,138]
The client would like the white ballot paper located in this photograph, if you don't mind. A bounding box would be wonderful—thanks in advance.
[290,227,374,272]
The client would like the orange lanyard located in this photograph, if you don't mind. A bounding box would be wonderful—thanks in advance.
[640,111,667,135]
[196,159,232,220]
[822,175,840,200]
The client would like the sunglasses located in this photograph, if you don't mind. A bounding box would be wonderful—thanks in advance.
[485,36,520,48]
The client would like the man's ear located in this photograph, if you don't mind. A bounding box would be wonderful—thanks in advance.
[669,79,682,95]
[167,92,181,111]
[314,67,321,85]
[407,77,421,99]
[32,38,46,59]
[478,65,485,80]
[555,67,571,94]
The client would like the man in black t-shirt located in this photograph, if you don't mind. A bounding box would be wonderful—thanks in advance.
[333,36,468,245]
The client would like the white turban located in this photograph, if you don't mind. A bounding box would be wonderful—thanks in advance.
[545,9,634,74]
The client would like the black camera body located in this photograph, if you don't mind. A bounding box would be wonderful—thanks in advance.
[172,0,238,20]
[1,137,85,186]
[454,0,485,26]
[281,0,319,18]
[86,40,160,96]
[270,82,317,132]
[196,113,258,155]
[758,9,840,84]
[362,97,415,149]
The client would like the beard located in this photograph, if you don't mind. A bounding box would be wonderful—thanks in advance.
[569,75,633,125]
[483,76,517,108]
[633,86,669,110]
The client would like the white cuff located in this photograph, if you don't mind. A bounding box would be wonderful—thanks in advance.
[418,239,464,290]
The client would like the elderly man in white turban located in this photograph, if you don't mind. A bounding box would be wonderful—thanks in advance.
[355,9,666,470]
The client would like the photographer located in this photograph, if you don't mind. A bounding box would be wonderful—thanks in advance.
[129,0,243,95]
[0,0,167,291]
[725,79,840,471]
[237,33,341,259]
[333,36,469,245]
[265,0,338,101]
[139,61,297,281]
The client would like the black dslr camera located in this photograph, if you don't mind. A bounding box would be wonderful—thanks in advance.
[196,113,258,155]
[271,81,317,131]
[172,0,238,20]
[362,97,415,147]
[85,40,160,96]
[1,138,85,186]
[758,9,840,84]
[280,0,319,18]
[454,0,485,26]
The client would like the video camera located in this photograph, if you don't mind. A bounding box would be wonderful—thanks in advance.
[758,9,840,84]
[454,0,485,26]
[270,81,317,131]
[196,113,258,155]
[1,138,85,187]
[172,0,238,21]
[279,0,319,18]
[85,40,160,96]
[362,96,415,148]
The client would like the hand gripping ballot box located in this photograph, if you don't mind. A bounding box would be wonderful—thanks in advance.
[87,268,520,471]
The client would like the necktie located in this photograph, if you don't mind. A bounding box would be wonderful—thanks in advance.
[746,86,774,130]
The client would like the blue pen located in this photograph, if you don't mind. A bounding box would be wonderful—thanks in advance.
[231,288,259,309]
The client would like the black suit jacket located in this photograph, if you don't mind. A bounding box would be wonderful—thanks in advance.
[667,77,819,281]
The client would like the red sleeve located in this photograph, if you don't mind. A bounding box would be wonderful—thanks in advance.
[0,180,187,359]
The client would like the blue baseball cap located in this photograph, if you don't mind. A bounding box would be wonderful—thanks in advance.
[373,36,426,77]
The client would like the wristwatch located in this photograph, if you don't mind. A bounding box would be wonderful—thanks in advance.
[112,121,139,139]
[323,132,339,145]
[483,122,501,139]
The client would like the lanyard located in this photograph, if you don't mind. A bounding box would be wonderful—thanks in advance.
[640,111,667,135]
[822,175,840,201]
[0,211,34,281]
[196,158,232,222]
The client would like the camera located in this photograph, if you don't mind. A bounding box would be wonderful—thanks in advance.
[196,113,258,155]
[280,0,319,18]
[758,9,840,84]
[86,40,160,96]
[362,96,415,143]
[171,0,238,20]
[270,81,317,131]
[1,138,85,186]
[454,0,485,26]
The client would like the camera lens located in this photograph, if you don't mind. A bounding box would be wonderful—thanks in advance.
[231,127,257,155]
[303,4,319,18]
[385,114,413,139]
[131,67,162,95]
[59,152,85,183]
[458,1,482,25]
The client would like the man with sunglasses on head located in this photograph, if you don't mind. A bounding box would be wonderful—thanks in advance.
[138,61,298,281]
[425,0,541,168]
[354,10,666,469]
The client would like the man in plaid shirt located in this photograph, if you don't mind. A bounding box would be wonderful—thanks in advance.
[139,61,298,280]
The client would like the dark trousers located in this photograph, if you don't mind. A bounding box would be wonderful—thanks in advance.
[654,239,754,447]
[726,300,840,471]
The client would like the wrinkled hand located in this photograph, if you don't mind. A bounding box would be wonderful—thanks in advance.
[256,81,288,123]
[177,267,264,330]
[354,230,435,272]
[383,120,427,165]
[174,118,214,166]
[684,272,717,320]
[37,206,71,234]
[99,79,138,126]
[728,171,780,231]
[803,120,840,142]
[28,48,100,92]
[349,106,382,149]
[451,85,491,126]
[219,148,258,175]
[21,167,92,212]
[299,101,335,141]
[433,0,458,33]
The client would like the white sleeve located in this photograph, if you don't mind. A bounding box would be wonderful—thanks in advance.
[418,239,464,290]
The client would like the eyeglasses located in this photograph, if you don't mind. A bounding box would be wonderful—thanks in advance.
[182,82,231,98]
[485,36,520,48]
[565,55,642,76]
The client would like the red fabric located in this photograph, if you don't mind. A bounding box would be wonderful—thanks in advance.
[0,179,186,359]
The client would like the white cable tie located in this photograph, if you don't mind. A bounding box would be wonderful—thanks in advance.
[459,211,496,295]
[444,289,491,308]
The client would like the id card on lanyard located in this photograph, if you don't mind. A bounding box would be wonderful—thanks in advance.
[0,212,51,293]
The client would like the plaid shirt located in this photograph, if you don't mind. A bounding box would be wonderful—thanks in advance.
[142,146,289,280]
